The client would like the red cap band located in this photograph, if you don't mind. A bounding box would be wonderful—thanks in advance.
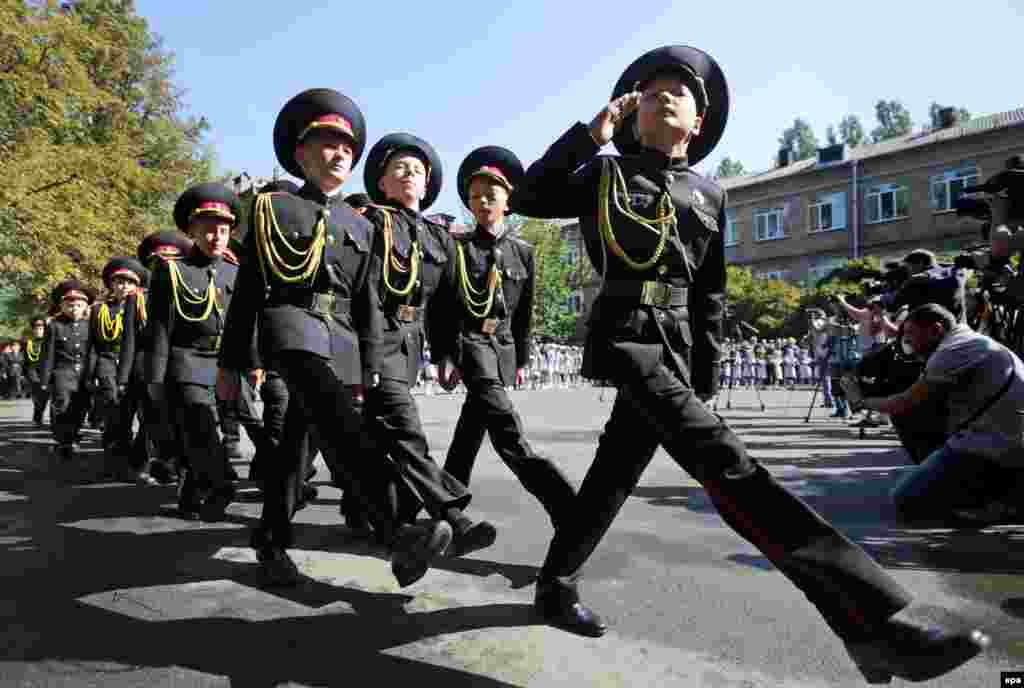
[190,201,235,222]
[62,290,87,302]
[109,268,141,283]
[298,113,355,142]
[472,165,512,189]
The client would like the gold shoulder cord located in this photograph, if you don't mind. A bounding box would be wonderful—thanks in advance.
[597,157,677,271]
[167,260,221,322]
[376,206,420,297]
[25,339,40,363]
[253,192,326,286]
[97,303,124,342]
[135,291,147,327]
[456,242,502,318]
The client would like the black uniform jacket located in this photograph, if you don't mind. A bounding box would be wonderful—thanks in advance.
[117,290,148,387]
[23,338,44,383]
[452,227,534,387]
[512,122,726,397]
[86,301,126,382]
[363,202,458,388]
[39,316,91,388]
[145,248,238,387]
[219,184,381,385]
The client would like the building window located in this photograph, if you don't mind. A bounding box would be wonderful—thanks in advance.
[724,208,738,246]
[753,208,785,241]
[808,191,848,233]
[930,165,979,212]
[865,183,910,224]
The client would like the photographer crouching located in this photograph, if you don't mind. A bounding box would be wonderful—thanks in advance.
[834,293,900,426]
[842,303,1024,524]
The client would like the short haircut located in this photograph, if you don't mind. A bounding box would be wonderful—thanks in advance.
[905,303,957,331]
[903,249,937,268]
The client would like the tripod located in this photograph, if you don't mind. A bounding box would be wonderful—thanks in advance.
[713,322,766,413]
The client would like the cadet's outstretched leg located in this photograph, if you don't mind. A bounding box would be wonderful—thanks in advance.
[443,390,489,486]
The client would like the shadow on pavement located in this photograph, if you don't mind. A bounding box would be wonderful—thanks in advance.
[0,412,539,687]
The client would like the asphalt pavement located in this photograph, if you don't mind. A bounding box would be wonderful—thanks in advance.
[0,386,1021,687]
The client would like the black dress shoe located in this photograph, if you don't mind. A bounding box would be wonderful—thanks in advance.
[257,547,302,587]
[341,508,374,537]
[200,485,237,522]
[534,581,607,638]
[391,520,453,587]
[448,520,498,558]
[844,618,989,684]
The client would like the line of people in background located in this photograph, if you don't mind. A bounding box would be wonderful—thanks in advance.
[720,338,817,389]
[414,340,586,394]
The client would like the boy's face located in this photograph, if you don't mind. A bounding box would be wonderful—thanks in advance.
[62,299,88,320]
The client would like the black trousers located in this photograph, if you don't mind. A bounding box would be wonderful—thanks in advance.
[443,376,576,528]
[540,363,911,641]
[365,377,470,519]
[167,382,228,496]
[49,368,90,446]
[251,370,289,481]
[31,381,50,423]
[256,353,405,551]
[94,358,134,453]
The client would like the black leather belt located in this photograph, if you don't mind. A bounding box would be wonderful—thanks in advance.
[268,291,351,316]
[604,280,689,309]
[191,335,221,352]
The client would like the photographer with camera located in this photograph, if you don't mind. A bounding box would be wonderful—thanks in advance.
[842,303,1024,523]
[835,293,901,427]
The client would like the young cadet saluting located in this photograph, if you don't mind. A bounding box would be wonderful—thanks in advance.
[145,183,244,520]
[218,89,452,587]
[359,133,497,558]
[89,256,153,483]
[440,147,576,539]
[39,280,94,461]
[512,45,989,682]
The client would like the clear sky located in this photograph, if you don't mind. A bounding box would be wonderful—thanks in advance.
[136,0,1023,218]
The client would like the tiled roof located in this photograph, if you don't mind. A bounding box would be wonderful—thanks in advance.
[719,107,1024,191]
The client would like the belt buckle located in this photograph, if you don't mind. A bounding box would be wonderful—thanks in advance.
[640,281,667,307]
[481,318,498,335]
[313,293,335,315]
[397,304,418,323]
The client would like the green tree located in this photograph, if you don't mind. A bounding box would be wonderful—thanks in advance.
[928,102,971,129]
[870,100,913,142]
[713,157,747,179]
[725,266,803,338]
[838,115,866,147]
[0,0,216,334]
[778,118,819,161]
[515,218,577,340]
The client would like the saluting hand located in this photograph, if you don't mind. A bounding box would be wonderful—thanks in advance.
[589,92,641,147]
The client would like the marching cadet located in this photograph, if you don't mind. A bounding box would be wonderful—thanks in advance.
[145,184,244,520]
[2,339,24,399]
[39,280,94,460]
[89,256,152,482]
[24,318,49,425]
[511,45,988,682]
[359,132,497,557]
[440,146,577,539]
[122,231,194,484]
[217,88,453,587]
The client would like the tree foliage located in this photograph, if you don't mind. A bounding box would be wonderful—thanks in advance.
[514,217,577,341]
[777,118,819,161]
[838,115,865,147]
[928,102,971,129]
[870,99,913,142]
[713,157,746,179]
[0,0,216,334]
[724,266,803,338]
